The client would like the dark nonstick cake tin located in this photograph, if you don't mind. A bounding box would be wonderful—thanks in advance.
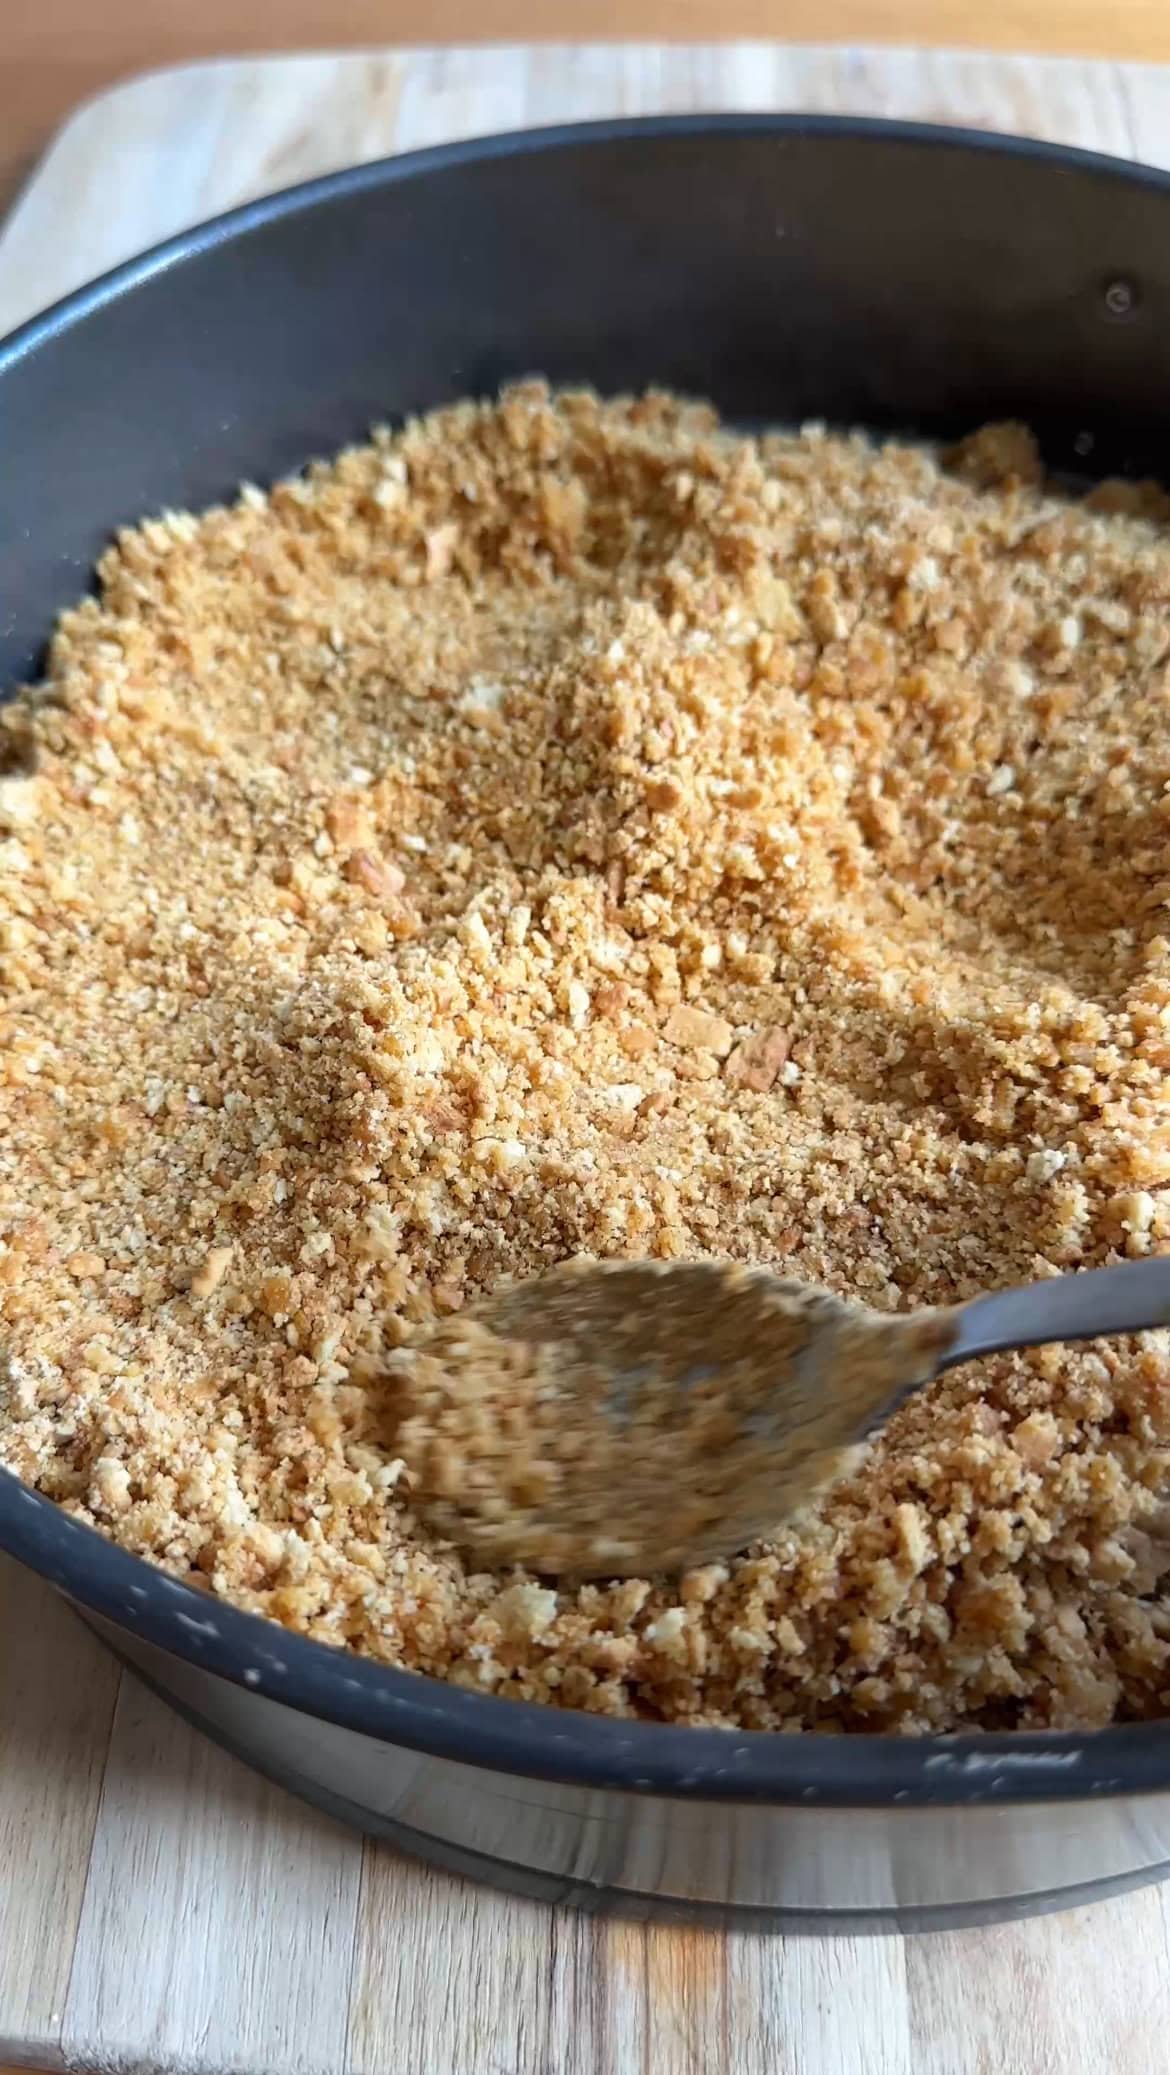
[4,116,1170,1930]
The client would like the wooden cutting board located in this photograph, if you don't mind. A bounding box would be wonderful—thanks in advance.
[5,44,1170,2075]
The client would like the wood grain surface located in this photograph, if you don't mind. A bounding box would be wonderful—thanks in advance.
[7,0,1170,214]
[4,41,1170,2075]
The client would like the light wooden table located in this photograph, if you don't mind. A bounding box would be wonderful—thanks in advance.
[6,0,1170,210]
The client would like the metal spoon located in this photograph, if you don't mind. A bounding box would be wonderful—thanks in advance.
[393,1254,1170,1578]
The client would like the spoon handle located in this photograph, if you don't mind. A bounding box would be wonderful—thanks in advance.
[942,1255,1170,1370]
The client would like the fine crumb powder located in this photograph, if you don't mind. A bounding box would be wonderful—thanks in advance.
[3,383,1170,1734]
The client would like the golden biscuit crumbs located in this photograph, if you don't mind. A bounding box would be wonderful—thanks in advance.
[3,383,1170,1733]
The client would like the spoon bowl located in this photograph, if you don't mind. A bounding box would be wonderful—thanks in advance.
[392,1253,1170,1577]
